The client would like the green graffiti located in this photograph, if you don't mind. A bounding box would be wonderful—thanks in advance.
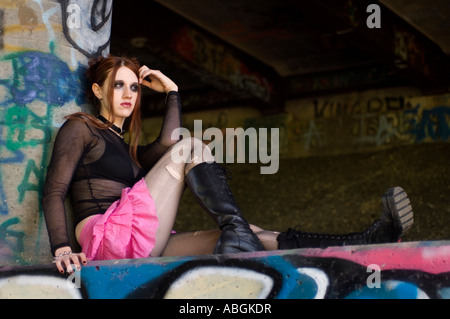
[4,106,52,151]
[0,217,25,255]
[17,159,42,204]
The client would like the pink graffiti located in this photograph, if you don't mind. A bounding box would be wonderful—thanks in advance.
[300,242,450,274]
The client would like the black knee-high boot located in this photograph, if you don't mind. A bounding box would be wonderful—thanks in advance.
[186,162,265,254]
[277,187,414,249]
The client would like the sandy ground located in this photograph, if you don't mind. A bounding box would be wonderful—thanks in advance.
[175,142,450,243]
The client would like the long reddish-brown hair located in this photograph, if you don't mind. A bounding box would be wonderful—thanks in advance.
[66,55,143,166]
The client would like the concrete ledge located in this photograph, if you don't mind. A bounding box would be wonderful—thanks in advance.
[0,240,449,299]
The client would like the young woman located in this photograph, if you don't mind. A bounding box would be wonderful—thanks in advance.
[42,55,414,274]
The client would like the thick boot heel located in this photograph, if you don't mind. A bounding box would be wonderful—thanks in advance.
[383,187,414,241]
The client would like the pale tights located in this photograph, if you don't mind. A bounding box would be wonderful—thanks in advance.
[145,138,279,257]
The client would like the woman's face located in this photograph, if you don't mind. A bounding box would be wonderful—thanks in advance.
[99,66,139,126]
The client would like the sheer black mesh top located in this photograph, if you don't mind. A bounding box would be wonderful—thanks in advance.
[42,91,182,255]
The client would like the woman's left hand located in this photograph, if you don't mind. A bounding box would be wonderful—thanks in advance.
[139,66,178,94]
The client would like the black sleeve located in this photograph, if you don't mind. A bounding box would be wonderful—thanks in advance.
[42,119,91,255]
[138,91,182,170]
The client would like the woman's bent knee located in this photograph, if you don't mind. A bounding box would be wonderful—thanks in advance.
[169,137,214,170]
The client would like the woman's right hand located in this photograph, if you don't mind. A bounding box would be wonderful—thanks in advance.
[139,66,178,94]
[53,246,87,274]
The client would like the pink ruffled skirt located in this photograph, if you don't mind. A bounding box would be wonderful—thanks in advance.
[79,178,158,261]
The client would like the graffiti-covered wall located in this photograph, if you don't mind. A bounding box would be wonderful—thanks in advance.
[141,86,450,165]
[0,0,112,266]
[0,0,448,271]
[0,241,449,299]
[283,87,450,158]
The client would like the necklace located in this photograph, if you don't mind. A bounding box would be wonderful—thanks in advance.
[97,114,125,137]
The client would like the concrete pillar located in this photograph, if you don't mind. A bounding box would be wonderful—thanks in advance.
[0,0,113,266]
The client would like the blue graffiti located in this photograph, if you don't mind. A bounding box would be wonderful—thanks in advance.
[0,51,86,107]
[81,260,186,299]
[345,280,429,299]
[0,124,25,214]
[0,217,25,255]
[76,255,449,299]
[440,287,450,299]
[0,51,87,216]
[405,105,450,142]
[0,246,449,299]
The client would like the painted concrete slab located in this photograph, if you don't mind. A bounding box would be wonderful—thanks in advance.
[0,240,449,299]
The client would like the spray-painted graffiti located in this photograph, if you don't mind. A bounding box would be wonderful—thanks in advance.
[172,26,274,103]
[145,91,450,162]
[0,0,105,266]
[0,51,86,210]
[0,218,24,260]
[0,50,87,263]
[313,95,410,118]
[0,10,4,51]
[0,1,447,273]
[284,92,450,156]
[406,105,450,142]
[0,51,86,107]
[59,0,113,58]
[394,29,430,75]
[0,241,448,299]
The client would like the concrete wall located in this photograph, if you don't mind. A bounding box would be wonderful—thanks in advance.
[0,1,448,301]
[0,241,449,299]
[142,86,450,162]
[0,0,112,266]
[0,0,448,274]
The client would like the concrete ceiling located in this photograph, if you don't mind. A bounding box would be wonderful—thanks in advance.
[110,0,450,116]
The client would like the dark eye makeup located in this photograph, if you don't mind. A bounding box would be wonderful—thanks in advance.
[114,81,139,92]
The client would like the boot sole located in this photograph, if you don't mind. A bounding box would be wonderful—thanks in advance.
[382,186,414,241]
